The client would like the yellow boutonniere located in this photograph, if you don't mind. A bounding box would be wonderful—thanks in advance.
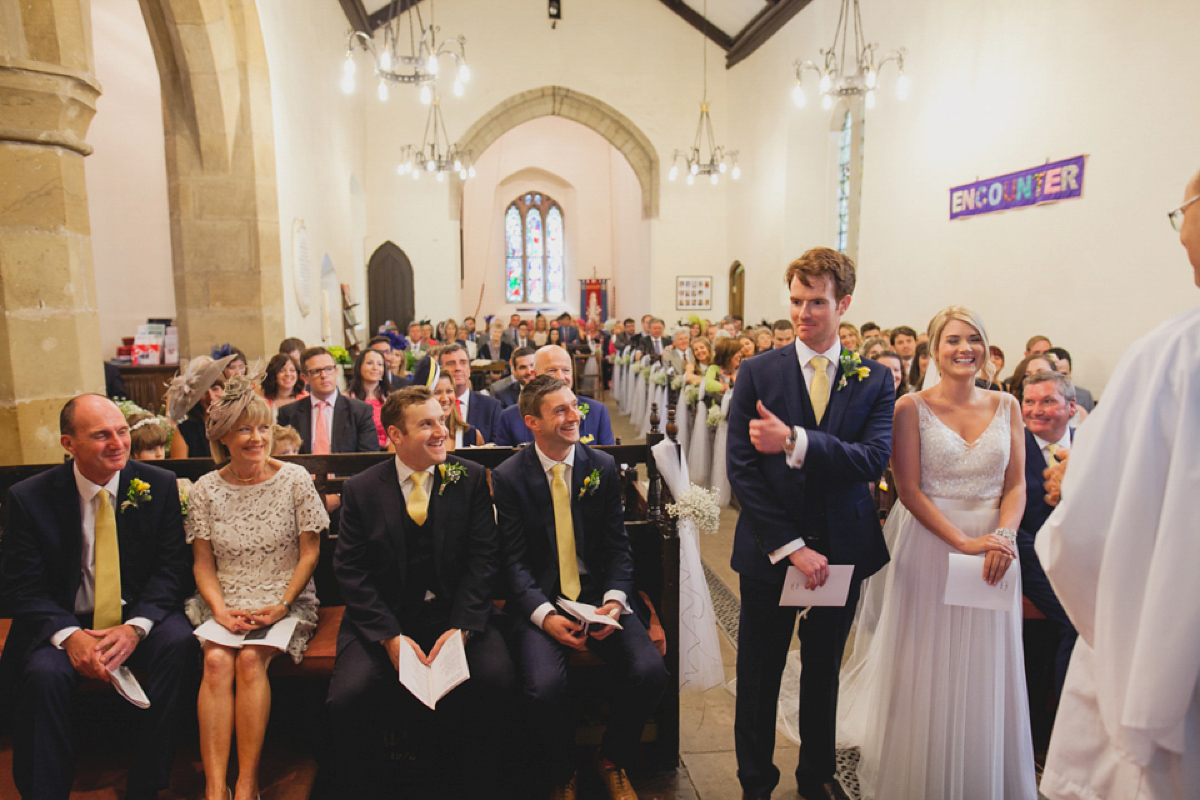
[580,434,595,444]
[121,478,152,512]
[837,351,871,391]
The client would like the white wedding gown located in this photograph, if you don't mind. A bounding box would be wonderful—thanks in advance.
[838,394,1036,800]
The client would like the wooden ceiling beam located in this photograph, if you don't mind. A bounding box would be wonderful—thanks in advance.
[367,0,424,32]
[657,0,734,52]
[726,0,814,68]
[338,0,372,34]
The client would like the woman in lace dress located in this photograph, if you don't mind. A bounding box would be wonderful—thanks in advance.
[839,306,1036,800]
[186,377,329,800]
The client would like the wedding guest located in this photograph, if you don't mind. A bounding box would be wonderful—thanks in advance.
[165,354,235,458]
[689,321,703,340]
[218,347,248,381]
[515,321,533,350]
[422,321,436,345]
[492,346,537,408]
[859,336,888,361]
[838,322,861,353]
[772,319,795,349]
[663,327,694,375]
[443,318,462,345]
[714,335,743,389]
[436,343,503,443]
[494,375,667,798]
[989,345,1005,378]
[738,334,757,362]
[270,424,302,457]
[493,345,615,447]
[1006,353,1056,404]
[839,306,1034,800]
[547,326,564,348]
[555,313,581,345]
[1024,334,1051,357]
[128,411,171,460]
[637,318,669,357]
[261,353,306,420]
[479,320,513,363]
[0,394,198,800]
[685,336,716,387]
[613,318,638,351]
[890,326,918,372]
[755,327,775,354]
[505,313,523,345]
[278,337,306,365]
[187,378,327,800]
[907,341,929,389]
[276,347,380,455]
[433,372,484,449]
[345,348,392,449]
[874,350,907,397]
[1045,346,1094,412]
[367,335,409,390]
[462,316,478,343]
[859,321,881,339]
[533,313,550,346]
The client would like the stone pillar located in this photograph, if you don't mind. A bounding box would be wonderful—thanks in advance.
[0,0,104,465]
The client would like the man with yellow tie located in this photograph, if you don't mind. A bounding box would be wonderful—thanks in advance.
[326,386,515,797]
[0,394,197,800]
[493,375,667,800]
[728,248,895,800]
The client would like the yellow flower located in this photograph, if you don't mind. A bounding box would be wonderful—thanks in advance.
[130,478,150,493]
[855,366,871,381]
[580,434,595,444]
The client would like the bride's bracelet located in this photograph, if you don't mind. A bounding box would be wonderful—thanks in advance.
[994,528,1017,545]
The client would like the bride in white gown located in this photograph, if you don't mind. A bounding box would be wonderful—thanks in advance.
[838,306,1037,800]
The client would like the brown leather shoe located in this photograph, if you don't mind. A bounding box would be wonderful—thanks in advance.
[594,758,638,800]
[549,773,578,800]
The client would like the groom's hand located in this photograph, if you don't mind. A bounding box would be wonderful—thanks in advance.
[750,401,791,454]
[789,547,829,588]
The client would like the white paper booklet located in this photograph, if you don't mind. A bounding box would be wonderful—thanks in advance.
[943,553,1018,611]
[108,665,150,708]
[556,598,623,631]
[397,631,470,710]
[778,565,855,607]
[193,617,299,651]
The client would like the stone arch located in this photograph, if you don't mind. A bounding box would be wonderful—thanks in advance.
[457,86,660,219]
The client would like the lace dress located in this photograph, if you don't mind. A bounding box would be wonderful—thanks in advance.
[184,462,330,663]
[838,394,1036,800]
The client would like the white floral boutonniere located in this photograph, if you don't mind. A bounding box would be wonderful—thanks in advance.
[438,462,467,496]
[577,401,590,419]
[578,468,601,499]
[121,478,152,513]
[837,350,872,391]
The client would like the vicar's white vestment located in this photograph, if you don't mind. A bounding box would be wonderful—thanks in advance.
[1036,306,1200,800]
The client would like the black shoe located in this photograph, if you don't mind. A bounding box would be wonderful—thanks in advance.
[741,793,771,800]
[795,777,850,800]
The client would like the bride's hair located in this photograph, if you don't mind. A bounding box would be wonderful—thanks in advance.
[926,306,995,382]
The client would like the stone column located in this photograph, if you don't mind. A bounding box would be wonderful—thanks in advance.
[0,0,104,465]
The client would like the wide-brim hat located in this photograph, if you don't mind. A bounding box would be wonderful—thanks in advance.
[165,354,236,422]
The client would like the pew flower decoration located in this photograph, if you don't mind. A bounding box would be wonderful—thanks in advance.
[666,485,721,536]
[706,403,724,429]
[578,468,602,499]
[438,462,467,495]
[121,478,153,513]
[580,434,595,444]
[683,386,700,406]
[837,351,871,391]
[577,402,590,419]
[651,372,668,387]
[670,375,684,390]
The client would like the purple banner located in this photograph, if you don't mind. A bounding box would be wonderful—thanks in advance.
[950,156,1085,220]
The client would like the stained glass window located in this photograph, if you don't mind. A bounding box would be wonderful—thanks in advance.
[836,110,852,254]
[502,193,564,304]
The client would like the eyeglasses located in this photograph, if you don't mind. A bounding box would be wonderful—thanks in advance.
[1169,194,1199,232]
[305,365,338,377]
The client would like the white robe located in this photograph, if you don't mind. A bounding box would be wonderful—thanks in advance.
[1035,306,1200,800]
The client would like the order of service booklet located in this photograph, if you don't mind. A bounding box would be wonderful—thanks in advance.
[397,630,471,710]
[193,616,299,651]
[556,598,624,633]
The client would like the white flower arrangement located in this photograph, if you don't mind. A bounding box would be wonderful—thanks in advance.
[666,484,722,536]
[650,371,668,387]
[706,403,725,429]
[683,386,700,406]
[670,375,684,390]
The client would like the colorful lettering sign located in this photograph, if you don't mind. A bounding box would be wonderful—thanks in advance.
[950,155,1085,220]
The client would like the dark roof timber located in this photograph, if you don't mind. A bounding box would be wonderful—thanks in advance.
[338,0,372,34]
[727,0,814,68]
[657,0,734,52]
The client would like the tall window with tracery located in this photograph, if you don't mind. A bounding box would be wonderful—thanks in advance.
[504,193,565,303]
[835,109,853,253]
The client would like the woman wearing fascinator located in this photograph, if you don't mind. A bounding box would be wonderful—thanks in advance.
[165,354,236,458]
[184,376,329,800]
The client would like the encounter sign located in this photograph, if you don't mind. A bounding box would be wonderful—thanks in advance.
[950,155,1085,220]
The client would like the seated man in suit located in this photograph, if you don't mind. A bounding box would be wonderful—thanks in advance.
[436,343,503,442]
[1018,369,1079,699]
[326,387,516,797]
[0,394,198,800]
[492,346,537,408]
[493,345,615,447]
[494,376,667,800]
[636,318,670,359]
[276,346,380,455]
[555,312,581,345]
[661,327,693,376]
[612,318,639,352]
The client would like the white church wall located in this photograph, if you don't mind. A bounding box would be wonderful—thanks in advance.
[727,0,1200,393]
[86,0,175,362]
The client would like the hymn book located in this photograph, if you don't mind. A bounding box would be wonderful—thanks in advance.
[397,630,470,710]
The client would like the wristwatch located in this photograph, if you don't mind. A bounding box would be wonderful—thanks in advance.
[783,427,798,455]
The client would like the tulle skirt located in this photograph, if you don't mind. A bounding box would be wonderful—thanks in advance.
[839,498,1037,800]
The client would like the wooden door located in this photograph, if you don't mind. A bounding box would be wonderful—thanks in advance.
[367,242,415,335]
[729,261,745,319]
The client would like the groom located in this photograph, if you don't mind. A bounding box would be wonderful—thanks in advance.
[727,247,894,800]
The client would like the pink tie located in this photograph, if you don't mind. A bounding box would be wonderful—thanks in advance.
[313,401,331,454]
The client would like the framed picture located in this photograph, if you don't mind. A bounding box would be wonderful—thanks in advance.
[676,275,712,310]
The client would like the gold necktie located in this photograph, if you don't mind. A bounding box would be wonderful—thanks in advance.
[810,355,831,423]
[408,471,429,525]
[93,489,123,629]
[550,464,581,601]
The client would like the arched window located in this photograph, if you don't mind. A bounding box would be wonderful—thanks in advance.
[830,101,865,261]
[504,193,565,303]
[835,109,853,253]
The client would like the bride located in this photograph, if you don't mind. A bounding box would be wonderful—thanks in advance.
[838,306,1036,800]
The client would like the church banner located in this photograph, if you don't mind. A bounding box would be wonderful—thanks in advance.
[580,279,608,327]
[950,155,1085,220]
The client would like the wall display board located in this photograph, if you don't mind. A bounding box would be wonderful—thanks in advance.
[676,276,712,310]
[950,155,1086,220]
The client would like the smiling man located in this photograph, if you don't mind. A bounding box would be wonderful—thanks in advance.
[492,345,615,446]
[0,394,197,800]
[327,387,515,797]
[435,342,503,443]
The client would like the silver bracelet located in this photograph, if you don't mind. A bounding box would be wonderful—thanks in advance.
[995,528,1017,545]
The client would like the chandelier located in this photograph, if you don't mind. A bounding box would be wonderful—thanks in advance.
[341,0,470,105]
[397,93,475,182]
[791,0,908,111]
[668,0,739,186]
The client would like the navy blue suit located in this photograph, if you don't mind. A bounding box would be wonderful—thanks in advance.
[0,460,198,799]
[493,444,666,781]
[1017,428,1077,699]
[464,390,502,443]
[276,393,381,453]
[492,398,615,447]
[727,344,894,796]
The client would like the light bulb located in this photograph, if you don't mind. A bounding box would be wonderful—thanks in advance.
[458,63,471,83]
[792,83,806,108]
[668,165,678,181]
[419,84,432,105]
[686,174,694,185]
[732,165,741,180]
[822,94,833,110]
[459,169,467,180]
[468,166,476,178]
[711,173,719,185]
[866,89,876,110]
[454,158,462,172]
[343,54,356,77]
[437,170,445,182]
[428,53,439,74]
[719,160,727,173]
[866,68,877,89]
[379,50,392,72]
[397,163,404,175]
[819,72,832,94]
[453,79,464,97]
[377,80,388,102]
[412,168,420,180]
[426,160,435,171]
[341,72,355,95]
[897,72,910,101]
[690,162,699,176]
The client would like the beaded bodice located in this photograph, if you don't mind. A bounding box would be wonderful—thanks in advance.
[913,394,1010,502]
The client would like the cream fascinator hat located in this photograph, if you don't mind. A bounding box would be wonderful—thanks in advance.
[165,354,236,423]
